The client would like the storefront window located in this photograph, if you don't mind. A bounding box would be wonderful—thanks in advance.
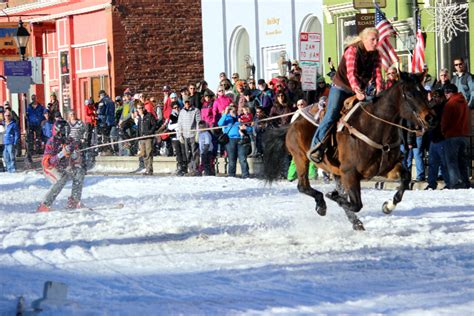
[338,16,358,59]
[91,75,109,102]
[262,45,286,80]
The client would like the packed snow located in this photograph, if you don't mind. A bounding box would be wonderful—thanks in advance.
[0,172,473,314]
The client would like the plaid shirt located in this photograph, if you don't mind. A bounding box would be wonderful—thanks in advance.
[345,45,383,93]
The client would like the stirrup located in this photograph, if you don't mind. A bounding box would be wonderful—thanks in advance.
[307,146,324,163]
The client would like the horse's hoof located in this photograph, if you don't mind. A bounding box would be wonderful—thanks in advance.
[353,220,365,231]
[382,201,394,214]
[316,205,327,216]
[325,191,338,201]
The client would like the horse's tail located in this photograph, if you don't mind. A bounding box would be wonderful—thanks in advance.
[262,126,289,183]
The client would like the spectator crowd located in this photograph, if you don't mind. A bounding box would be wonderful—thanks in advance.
[0,57,472,189]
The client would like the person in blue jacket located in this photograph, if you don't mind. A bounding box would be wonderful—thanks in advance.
[218,105,250,178]
[41,109,54,144]
[97,90,116,155]
[26,94,45,159]
[3,109,20,173]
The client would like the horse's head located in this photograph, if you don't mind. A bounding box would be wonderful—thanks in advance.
[397,72,437,130]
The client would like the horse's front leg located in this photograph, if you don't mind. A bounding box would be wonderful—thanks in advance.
[296,162,327,216]
[382,162,411,214]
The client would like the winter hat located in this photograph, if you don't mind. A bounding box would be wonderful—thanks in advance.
[170,92,177,98]
[84,99,91,105]
[257,79,266,85]
[163,85,171,92]
[444,83,458,94]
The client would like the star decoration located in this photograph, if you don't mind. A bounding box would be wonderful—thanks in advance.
[423,0,469,44]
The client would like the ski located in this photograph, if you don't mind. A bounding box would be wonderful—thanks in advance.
[69,203,125,212]
[38,203,125,213]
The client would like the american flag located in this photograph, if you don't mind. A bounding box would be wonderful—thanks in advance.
[411,14,425,73]
[375,3,398,70]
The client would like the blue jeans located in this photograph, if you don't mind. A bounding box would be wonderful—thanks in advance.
[413,135,425,180]
[427,141,447,189]
[400,144,413,172]
[400,136,425,180]
[312,86,353,146]
[3,144,16,173]
[226,138,249,178]
[443,137,470,189]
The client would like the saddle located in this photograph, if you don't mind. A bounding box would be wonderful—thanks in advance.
[302,96,368,164]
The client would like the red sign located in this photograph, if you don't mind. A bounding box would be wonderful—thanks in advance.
[299,32,321,62]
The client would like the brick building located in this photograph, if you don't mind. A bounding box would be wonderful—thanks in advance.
[0,0,203,124]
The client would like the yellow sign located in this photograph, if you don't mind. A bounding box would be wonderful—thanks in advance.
[0,22,31,61]
[353,0,386,9]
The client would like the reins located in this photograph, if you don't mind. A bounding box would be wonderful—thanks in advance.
[359,103,421,133]
[78,111,295,153]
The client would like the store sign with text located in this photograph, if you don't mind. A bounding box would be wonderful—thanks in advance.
[299,32,321,63]
[353,0,385,9]
[0,23,31,60]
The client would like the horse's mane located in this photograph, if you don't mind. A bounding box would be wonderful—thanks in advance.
[371,72,424,104]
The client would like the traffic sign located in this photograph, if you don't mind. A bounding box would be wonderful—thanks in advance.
[4,60,32,77]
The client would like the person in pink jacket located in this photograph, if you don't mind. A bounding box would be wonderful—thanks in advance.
[212,87,233,126]
[200,90,215,127]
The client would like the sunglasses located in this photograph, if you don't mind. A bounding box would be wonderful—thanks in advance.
[137,107,144,110]
[454,63,463,66]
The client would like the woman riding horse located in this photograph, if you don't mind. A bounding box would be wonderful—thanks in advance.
[263,72,436,231]
[309,27,383,163]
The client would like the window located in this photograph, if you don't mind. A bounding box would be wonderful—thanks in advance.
[262,45,286,81]
[91,75,109,102]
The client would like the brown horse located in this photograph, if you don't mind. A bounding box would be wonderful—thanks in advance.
[262,72,437,230]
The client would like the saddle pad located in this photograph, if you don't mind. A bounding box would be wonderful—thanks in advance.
[291,103,323,126]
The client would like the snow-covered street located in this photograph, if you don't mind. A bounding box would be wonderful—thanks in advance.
[1,172,473,314]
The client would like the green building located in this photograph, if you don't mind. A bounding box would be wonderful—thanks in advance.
[321,0,473,80]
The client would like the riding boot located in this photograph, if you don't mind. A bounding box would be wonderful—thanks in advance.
[307,143,325,163]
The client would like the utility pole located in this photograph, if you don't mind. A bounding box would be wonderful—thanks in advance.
[412,0,419,35]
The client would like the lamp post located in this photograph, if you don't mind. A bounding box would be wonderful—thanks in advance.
[14,19,30,61]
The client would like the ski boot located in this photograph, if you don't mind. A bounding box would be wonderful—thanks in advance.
[37,203,51,212]
[67,196,83,209]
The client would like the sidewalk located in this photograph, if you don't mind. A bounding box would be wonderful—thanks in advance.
[9,154,468,191]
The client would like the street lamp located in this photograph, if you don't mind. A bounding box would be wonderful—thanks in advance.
[14,19,30,61]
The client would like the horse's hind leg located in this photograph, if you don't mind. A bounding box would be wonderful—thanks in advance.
[326,172,365,230]
[382,162,411,214]
[295,161,327,216]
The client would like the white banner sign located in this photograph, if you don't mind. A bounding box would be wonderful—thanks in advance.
[301,61,319,91]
